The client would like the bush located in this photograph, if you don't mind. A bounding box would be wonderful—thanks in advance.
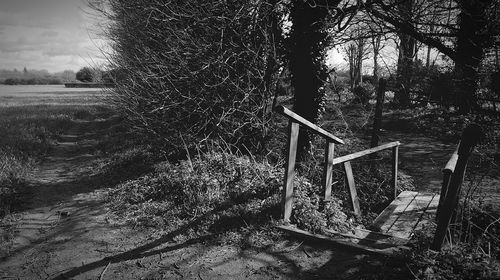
[75,67,93,82]
[408,240,500,280]
[107,151,282,234]
[292,176,352,233]
[91,0,278,154]
[352,82,374,105]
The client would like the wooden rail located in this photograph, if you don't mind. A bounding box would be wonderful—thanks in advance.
[330,142,400,165]
[436,144,459,221]
[431,124,483,250]
[274,106,344,144]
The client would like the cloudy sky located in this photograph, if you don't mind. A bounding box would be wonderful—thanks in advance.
[0,0,105,72]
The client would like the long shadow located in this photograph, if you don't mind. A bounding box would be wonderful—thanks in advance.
[50,206,233,279]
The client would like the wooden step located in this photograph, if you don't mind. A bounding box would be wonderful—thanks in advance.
[372,191,439,239]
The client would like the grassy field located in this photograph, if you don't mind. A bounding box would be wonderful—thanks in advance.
[0,89,111,217]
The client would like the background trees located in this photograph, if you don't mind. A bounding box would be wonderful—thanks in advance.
[364,0,499,113]
[75,67,94,82]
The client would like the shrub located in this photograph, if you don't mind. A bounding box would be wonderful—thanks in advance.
[292,176,352,233]
[352,82,374,105]
[91,0,278,154]
[107,152,282,233]
[75,67,93,82]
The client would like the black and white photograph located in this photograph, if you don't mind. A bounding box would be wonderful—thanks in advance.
[1,0,499,279]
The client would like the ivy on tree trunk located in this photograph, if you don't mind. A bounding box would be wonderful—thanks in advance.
[288,0,336,162]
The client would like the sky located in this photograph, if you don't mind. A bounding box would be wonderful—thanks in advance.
[0,0,105,73]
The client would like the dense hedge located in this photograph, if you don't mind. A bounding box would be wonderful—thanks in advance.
[93,0,279,154]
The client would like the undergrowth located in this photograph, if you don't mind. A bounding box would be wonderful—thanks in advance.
[107,151,284,246]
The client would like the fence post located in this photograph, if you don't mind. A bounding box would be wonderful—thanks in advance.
[282,121,299,223]
[392,145,399,200]
[431,125,483,251]
[323,142,335,200]
[370,78,387,148]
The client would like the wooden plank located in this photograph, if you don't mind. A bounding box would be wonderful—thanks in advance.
[412,194,440,234]
[387,193,435,239]
[331,142,400,166]
[324,227,409,246]
[275,106,344,144]
[276,225,409,256]
[323,142,335,200]
[371,191,418,233]
[392,145,399,200]
[282,121,299,222]
[343,161,361,217]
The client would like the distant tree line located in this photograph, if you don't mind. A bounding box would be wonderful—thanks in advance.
[75,66,120,84]
[0,68,76,85]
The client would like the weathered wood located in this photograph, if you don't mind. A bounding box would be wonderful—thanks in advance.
[331,142,400,166]
[282,121,299,223]
[372,191,417,233]
[437,145,459,221]
[343,161,361,217]
[444,145,459,173]
[276,225,409,256]
[275,106,344,144]
[387,193,436,239]
[392,145,399,200]
[413,195,440,233]
[370,78,387,148]
[324,228,409,246]
[323,142,335,200]
[431,124,483,251]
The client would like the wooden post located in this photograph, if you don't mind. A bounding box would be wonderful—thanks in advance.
[282,121,299,223]
[323,142,335,200]
[343,161,361,217]
[370,78,387,148]
[431,125,483,251]
[391,145,399,200]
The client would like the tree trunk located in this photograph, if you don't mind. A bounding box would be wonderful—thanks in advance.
[396,33,415,108]
[455,0,493,114]
[289,0,336,162]
[372,36,381,83]
[395,0,415,108]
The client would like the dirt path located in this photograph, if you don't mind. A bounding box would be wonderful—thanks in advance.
[383,130,457,192]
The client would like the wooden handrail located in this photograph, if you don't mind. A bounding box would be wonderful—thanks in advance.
[330,141,401,166]
[275,105,344,144]
[431,124,483,251]
[436,144,459,221]
[443,144,459,174]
